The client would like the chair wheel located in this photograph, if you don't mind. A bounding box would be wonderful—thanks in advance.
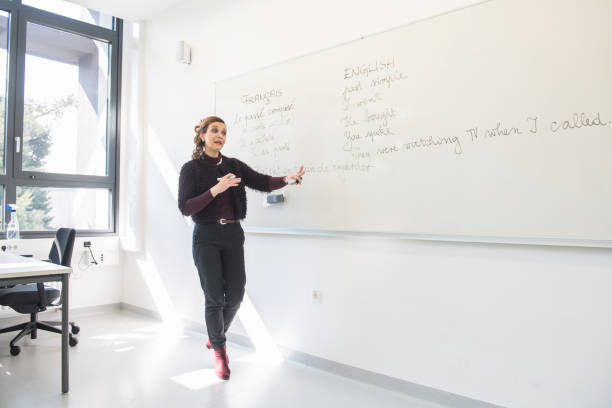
[69,335,78,347]
[71,325,80,335]
[10,346,20,356]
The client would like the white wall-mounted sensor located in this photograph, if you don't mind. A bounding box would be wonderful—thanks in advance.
[178,41,191,64]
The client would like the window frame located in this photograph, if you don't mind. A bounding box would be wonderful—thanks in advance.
[0,0,122,238]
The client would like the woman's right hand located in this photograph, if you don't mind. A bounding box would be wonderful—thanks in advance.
[211,173,241,197]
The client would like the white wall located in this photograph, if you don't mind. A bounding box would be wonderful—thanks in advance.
[120,1,612,407]
[0,236,122,318]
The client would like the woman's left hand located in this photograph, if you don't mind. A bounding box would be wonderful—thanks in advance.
[285,166,305,185]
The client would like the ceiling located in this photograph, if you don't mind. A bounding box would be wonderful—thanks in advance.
[65,0,188,21]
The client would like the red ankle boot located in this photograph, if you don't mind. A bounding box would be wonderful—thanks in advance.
[207,339,228,362]
[213,345,230,380]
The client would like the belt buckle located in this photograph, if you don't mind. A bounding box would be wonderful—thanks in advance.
[218,218,227,225]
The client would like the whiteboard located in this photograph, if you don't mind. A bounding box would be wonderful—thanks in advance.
[215,0,612,246]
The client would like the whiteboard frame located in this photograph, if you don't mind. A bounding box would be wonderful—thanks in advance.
[243,226,612,248]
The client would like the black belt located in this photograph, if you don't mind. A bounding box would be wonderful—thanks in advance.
[217,218,238,225]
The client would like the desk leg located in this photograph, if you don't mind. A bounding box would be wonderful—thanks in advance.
[61,273,69,393]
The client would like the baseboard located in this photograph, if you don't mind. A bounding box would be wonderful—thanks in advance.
[229,332,502,408]
[70,303,122,317]
[118,302,236,339]
[119,302,160,319]
[118,303,253,345]
[118,302,503,408]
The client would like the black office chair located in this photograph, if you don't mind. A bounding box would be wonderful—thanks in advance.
[0,228,79,356]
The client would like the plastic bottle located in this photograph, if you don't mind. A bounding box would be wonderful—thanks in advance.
[6,204,19,241]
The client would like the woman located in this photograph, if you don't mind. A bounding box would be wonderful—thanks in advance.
[178,116,304,380]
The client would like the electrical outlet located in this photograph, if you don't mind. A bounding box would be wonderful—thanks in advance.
[78,247,111,267]
[311,290,323,303]
[81,249,96,265]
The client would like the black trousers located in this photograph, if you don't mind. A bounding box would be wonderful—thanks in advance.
[192,222,246,349]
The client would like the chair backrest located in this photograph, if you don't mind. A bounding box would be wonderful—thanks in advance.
[48,228,76,267]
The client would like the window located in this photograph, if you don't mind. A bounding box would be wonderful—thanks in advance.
[23,23,109,176]
[17,186,110,231]
[0,10,8,176]
[0,0,122,237]
[22,0,113,29]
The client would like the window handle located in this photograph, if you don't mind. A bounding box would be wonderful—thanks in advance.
[15,137,20,153]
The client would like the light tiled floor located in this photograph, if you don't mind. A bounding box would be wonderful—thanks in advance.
[0,310,446,408]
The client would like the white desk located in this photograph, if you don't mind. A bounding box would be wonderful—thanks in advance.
[0,252,72,393]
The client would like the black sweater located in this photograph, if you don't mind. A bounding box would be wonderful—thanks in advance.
[178,155,282,223]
